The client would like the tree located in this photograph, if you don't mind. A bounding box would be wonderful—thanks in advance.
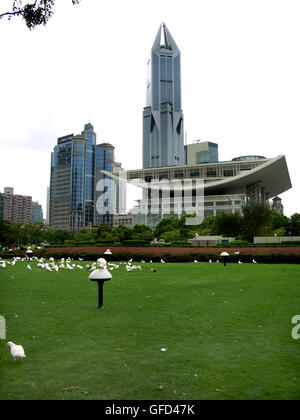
[161,229,181,243]
[214,213,243,238]
[0,219,12,247]
[288,213,300,236]
[131,224,153,241]
[272,212,288,230]
[195,216,218,236]
[113,225,132,242]
[0,0,81,30]
[96,224,116,242]
[24,222,44,245]
[241,203,272,242]
[155,217,180,239]
[74,229,95,242]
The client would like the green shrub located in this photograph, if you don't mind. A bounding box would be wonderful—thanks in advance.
[229,240,251,246]
[121,240,150,247]
[170,241,191,247]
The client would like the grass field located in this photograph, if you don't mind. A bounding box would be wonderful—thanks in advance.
[0,260,299,400]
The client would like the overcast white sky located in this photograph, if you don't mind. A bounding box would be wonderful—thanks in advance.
[0,0,299,217]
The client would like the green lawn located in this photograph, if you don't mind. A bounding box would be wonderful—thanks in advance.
[0,260,299,400]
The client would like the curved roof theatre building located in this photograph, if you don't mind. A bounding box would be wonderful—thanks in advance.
[115,23,292,227]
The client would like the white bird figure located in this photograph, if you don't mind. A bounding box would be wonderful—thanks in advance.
[1,262,6,268]
[234,251,240,255]
[150,260,153,263]
[59,263,65,269]
[253,259,257,264]
[194,260,198,263]
[238,260,243,264]
[216,260,219,263]
[45,265,52,272]
[7,342,26,362]
[141,260,145,264]
[27,265,31,270]
[160,259,165,263]
[53,265,59,272]
[209,259,212,263]
[128,258,133,263]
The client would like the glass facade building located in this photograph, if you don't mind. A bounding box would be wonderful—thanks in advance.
[143,23,185,169]
[32,201,43,223]
[94,143,115,226]
[49,124,118,231]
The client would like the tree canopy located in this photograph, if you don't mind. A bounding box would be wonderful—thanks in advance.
[0,207,299,248]
[0,0,81,29]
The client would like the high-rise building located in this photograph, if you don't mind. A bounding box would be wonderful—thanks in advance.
[143,22,184,169]
[46,186,50,225]
[82,123,96,227]
[94,142,115,226]
[49,123,120,231]
[0,187,32,224]
[113,161,126,215]
[32,201,43,223]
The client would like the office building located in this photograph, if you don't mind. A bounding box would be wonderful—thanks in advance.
[143,22,185,169]
[49,123,120,231]
[32,201,43,223]
[94,142,115,226]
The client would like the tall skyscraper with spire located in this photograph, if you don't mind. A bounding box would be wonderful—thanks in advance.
[143,22,185,169]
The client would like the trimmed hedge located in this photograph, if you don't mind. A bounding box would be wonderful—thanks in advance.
[121,240,151,247]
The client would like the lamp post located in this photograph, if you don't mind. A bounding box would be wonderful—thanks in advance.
[220,251,229,267]
[26,249,33,261]
[89,258,112,309]
[104,249,112,263]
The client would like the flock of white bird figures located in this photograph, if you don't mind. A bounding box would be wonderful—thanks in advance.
[0,249,258,275]
[0,252,257,275]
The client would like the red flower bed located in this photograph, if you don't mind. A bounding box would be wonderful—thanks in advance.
[44,246,300,258]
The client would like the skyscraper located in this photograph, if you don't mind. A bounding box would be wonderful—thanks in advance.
[94,142,115,226]
[32,201,43,223]
[143,22,184,169]
[49,123,120,231]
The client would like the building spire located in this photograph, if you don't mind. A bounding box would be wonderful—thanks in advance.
[152,22,180,52]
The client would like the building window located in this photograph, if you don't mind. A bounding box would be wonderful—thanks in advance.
[207,168,217,177]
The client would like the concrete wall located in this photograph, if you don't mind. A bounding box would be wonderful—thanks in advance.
[254,236,300,244]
